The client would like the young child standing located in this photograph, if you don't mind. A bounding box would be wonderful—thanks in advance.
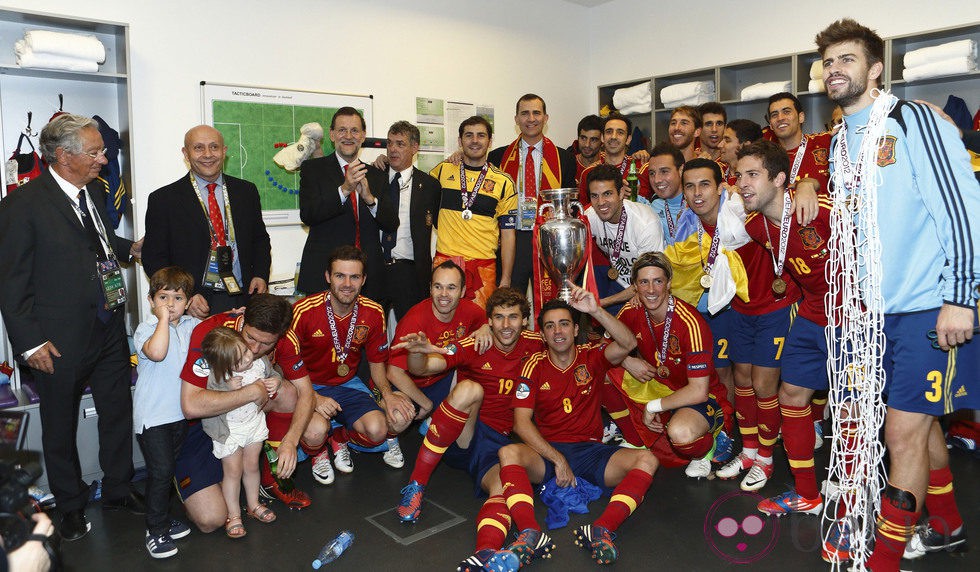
[200,326,281,538]
[133,267,200,558]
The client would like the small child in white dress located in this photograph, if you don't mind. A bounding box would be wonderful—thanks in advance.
[201,326,282,538]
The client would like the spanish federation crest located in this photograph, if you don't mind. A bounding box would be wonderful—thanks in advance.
[876,135,898,167]
[574,364,592,386]
[353,324,369,344]
[483,180,495,193]
[797,226,825,250]
[668,334,681,355]
[812,147,829,166]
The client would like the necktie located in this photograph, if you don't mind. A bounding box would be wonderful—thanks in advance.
[345,164,361,248]
[524,147,536,200]
[382,172,400,262]
[78,189,112,322]
[206,183,227,247]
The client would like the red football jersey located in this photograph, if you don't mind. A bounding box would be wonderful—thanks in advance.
[578,155,652,206]
[744,198,833,326]
[443,331,544,434]
[513,343,612,443]
[276,293,388,386]
[730,237,801,316]
[389,298,486,388]
[786,132,832,195]
[181,312,243,389]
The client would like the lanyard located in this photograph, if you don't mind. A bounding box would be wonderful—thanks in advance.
[325,293,359,370]
[189,174,237,245]
[788,134,809,187]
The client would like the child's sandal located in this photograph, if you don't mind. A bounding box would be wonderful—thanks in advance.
[247,503,276,523]
[225,515,247,539]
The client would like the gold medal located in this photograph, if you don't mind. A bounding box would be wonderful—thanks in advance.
[337,363,350,376]
[656,365,670,378]
[772,278,787,295]
[607,267,619,280]
[699,273,713,289]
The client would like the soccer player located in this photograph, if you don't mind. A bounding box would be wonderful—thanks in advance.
[766,92,831,199]
[498,285,657,566]
[667,106,702,162]
[276,246,415,485]
[577,113,651,205]
[645,143,687,245]
[719,119,764,187]
[816,19,979,569]
[573,114,604,184]
[393,288,544,571]
[696,102,727,161]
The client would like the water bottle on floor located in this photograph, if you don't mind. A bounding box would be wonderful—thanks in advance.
[312,530,354,568]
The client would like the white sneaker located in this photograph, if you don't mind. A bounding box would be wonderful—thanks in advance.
[716,451,755,480]
[312,449,335,485]
[740,460,773,492]
[602,421,622,444]
[685,456,712,479]
[333,443,354,473]
[383,437,404,469]
[903,527,926,560]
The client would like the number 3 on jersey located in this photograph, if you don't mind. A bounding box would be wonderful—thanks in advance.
[924,370,942,403]
[562,397,573,413]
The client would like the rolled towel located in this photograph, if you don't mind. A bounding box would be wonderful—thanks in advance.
[613,81,651,113]
[809,60,823,80]
[660,81,715,105]
[662,93,715,109]
[24,29,106,63]
[808,79,825,93]
[740,80,792,101]
[903,56,977,81]
[618,103,651,115]
[16,43,99,72]
[904,39,977,69]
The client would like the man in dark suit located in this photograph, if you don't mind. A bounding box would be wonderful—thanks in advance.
[297,107,396,299]
[142,125,271,319]
[487,94,577,300]
[0,114,145,541]
[379,121,441,320]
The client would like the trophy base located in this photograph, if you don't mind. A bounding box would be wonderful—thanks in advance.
[557,286,573,303]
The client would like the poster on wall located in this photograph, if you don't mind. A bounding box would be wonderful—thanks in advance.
[201,82,373,226]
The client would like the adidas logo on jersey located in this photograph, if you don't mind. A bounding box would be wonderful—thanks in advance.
[447,174,456,181]
[540,382,551,391]
[481,362,492,370]
[955,385,967,398]
[312,329,325,337]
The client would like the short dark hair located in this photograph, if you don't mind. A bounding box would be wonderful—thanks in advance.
[516,94,546,114]
[201,326,246,384]
[671,106,702,129]
[602,112,632,135]
[537,298,580,331]
[459,115,493,139]
[243,293,293,337]
[148,266,194,298]
[649,142,684,169]
[486,287,530,320]
[682,158,723,185]
[631,251,673,285]
[432,260,465,288]
[577,114,602,135]
[815,18,885,66]
[726,119,763,144]
[331,106,366,131]
[767,92,802,114]
[736,140,790,184]
[327,245,368,276]
[586,163,623,190]
[697,102,727,123]
[388,120,420,146]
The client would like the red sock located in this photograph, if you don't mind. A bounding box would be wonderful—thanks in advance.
[734,386,759,449]
[409,401,469,486]
[779,403,818,499]
[925,466,963,534]
[594,469,653,532]
[328,427,349,452]
[756,395,781,458]
[262,412,295,487]
[867,485,918,571]
[300,440,324,457]
[474,495,512,552]
[500,464,539,532]
[811,394,827,424]
[601,381,644,447]
[671,432,713,460]
[348,430,384,449]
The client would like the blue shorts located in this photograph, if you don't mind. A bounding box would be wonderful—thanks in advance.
[313,377,382,430]
[420,371,455,408]
[781,316,829,390]
[883,309,980,416]
[542,442,619,492]
[175,422,222,501]
[729,305,794,368]
[675,397,727,435]
[701,308,735,369]
[444,419,511,496]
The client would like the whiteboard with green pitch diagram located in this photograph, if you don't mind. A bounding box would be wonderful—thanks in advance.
[201,81,373,226]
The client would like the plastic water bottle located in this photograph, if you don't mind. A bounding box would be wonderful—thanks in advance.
[312,530,354,568]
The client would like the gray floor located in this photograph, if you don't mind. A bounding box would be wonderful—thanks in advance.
[60,429,977,571]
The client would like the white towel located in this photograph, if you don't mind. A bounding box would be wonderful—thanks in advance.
[660,81,715,104]
[740,81,792,101]
[613,81,651,114]
[903,56,977,81]
[903,39,977,69]
[617,103,651,115]
[661,93,715,109]
[809,60,823,80]
[15,41,99,72]
[24,29,106,63]
[808,79,825,93]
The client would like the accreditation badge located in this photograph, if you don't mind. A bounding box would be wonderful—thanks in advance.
[97,258,127,310]
[217,245,242,295]
[518,197,537,231]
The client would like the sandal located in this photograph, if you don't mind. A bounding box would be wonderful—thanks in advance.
[225,515,247,539]
[247,503,277,524]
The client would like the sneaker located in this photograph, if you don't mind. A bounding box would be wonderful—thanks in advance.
[903,524,967,559]
[168,519,191,540]
[384,437,405,469]
[505,528,555,566]
[397,481,425,523]
[573,524,618,564]
[712,430,735,464]
[821,521,852,563]
[685,456,712,479]
[602,420,622,444]
[814,421,824,451]
[260,480,312,509]
[758,490,823,516]
[821,479,841,502]
[333,443,354,473]
[312,449,335,485]
[457,548,520,572]
[145,530,178,559]
[740,460,774,492]
[947,434,977,453]
[717,451,754,479]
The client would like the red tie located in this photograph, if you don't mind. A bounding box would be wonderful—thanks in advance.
[206,183,227,247]
[524,147,536,200]
[345,164,360,248]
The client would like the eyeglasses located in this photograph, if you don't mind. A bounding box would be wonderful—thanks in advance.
[76,147,108,159]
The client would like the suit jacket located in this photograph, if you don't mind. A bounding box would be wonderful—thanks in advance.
[488,139,577,189]
[389,167,441,294]
[297,153,395,296]
[142,173,272,299]
[0,170,134,364]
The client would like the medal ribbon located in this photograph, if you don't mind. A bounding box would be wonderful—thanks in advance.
[459,163,489,213]
[604,207,629,268]
[697,218,722,275]
[788,134,808,187]
[325,293,359,370]
[644,295,675,371]
[835,124,861,191]
[663,200,676,238]
[762,191,793,278]
[616,156,631,177]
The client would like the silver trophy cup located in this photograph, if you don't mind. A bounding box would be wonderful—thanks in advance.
[537,188,588,302]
